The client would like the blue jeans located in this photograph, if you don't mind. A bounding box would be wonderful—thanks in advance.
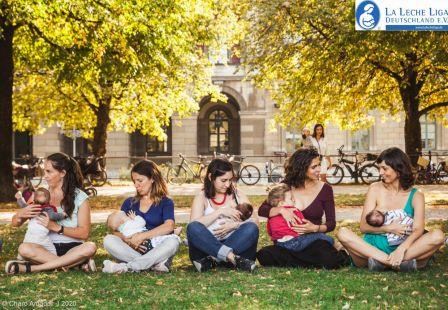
[277,233,334,252]
[186,221,259,263]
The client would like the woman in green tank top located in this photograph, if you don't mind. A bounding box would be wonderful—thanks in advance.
[337,148,445,271]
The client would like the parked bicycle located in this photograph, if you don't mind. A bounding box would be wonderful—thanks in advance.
[75,156,108,187]
[326,145,380,185]
[12,156,45,188]
[167,153,208,185]
[265,156,285,184]
[214,152,261,185]
[415,151,448,185]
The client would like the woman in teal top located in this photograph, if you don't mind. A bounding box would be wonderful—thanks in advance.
[337,147,445,271]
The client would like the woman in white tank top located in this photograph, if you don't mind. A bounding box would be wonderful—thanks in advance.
[187,158,259,272]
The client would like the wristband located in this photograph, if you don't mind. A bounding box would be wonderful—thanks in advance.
[57,225,64,235]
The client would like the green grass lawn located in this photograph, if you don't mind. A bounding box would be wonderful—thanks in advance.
[0,221,447,309]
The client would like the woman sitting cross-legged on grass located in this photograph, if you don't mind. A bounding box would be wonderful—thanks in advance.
[102,160,180,273]
[257,148,349,269]
[5,152,97,274]
[186,158,259,272]
[337,147,445,272]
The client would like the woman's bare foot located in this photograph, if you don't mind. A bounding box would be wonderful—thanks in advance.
[174,227,182,235]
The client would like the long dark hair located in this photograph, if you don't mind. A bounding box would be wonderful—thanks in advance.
[47,152,83,217]
[203,158,235,199]
[283,148,320,188]
[376,147,414,190]
[312,124,325,139]
[131,160,168,205]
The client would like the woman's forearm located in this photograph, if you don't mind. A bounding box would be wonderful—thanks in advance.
[192,210,221,227]
[52,222,90,240]
[359,222,389,234]
[141,221,175,239]
[11,214,25,227]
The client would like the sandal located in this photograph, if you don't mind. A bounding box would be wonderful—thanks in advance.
[80,258,97,272]
[5,260,32,275]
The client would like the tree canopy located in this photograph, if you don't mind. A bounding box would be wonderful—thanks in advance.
[240,0,448,160]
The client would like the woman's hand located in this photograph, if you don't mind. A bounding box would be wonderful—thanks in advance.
[128,232,148,253]
[387,246,406,268]
[279,208,302,226]
[219,207,242,221]
[16,204,41,220]
[36,212,60,232]
[386,220,409,236]
[213,222,239,239]
[291,219,319,234]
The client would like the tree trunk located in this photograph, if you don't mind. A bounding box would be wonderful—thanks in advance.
[399,63,422,167]
[0,16,16,202]
[92,96,111,164]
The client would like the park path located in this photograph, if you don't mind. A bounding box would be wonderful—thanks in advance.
[1,184,446,224]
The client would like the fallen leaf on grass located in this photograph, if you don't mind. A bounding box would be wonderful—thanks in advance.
[233,291,242,297]
[302,288,312,293]
[382,286,389,292]
[440,284,446,288]
[342,302,350,309]
[429,287,436,292]
[411,291,420,296]
[362,300,367,304]
[347,295,355,300]
[156,280,164,285]
[376,295,381,299]
[285,271,291,275]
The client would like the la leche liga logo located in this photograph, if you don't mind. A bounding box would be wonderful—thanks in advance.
[356,1,380,30]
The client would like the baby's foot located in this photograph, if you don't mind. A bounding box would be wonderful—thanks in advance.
[173,227,182,236]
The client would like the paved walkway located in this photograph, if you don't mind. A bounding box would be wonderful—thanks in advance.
[1,184,446,225]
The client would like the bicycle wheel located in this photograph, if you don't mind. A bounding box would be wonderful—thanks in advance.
[84,187,97,197]
[360,163,381,184]
[436,167,448,184]
[326,164,344,185]
[239,165,261,185]
[268,166,284,184]
[167,166,188,185]
[87,170,108,187]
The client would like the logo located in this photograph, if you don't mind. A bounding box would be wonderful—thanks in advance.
[356,1,380,30]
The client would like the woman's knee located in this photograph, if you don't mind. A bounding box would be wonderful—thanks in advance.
[103,234,119,249]
[336,227,353,243]
[165,236,180,252]
[18,243,35,259]
[428,229,445,247]
[186,221,204,238]
[241,222,259,238]
[81,242,97,257]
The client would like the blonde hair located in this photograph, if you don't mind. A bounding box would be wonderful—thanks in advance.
[267,184,290,207]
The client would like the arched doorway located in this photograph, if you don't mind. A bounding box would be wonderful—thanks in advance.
[197,94,241,155]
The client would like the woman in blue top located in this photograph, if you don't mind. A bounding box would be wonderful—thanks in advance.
[337,147,445,271]
[6,153,97,274]
[103,160,180,273]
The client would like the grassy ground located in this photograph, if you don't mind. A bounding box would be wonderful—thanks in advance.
[0,221,447,309]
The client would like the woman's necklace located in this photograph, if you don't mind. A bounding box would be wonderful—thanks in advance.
[211,194,227,206]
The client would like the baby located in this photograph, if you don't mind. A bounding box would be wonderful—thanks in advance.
[267,184,334,252]
[366,209,413,246]
[107,210,182,254]
[16,187,67,255]
[207,203,253,240]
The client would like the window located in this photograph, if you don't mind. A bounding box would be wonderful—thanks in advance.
[208,47,240,65]
[13,131,33,160]
[285,130,301,153]
[420,114,436,150]
[208,109,229,153]
[60,133,92,157]
[131,125,172,157]
[351,129,370,151]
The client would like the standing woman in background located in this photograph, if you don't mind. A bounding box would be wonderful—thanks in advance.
[310,124,331,183]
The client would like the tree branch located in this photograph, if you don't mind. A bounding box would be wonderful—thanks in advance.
[418,102,448,117]
[368,59,401,81]
[27,22,70,51]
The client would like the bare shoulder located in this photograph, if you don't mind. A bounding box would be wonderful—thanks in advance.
[412,189,424,201]
[368,181,383,193]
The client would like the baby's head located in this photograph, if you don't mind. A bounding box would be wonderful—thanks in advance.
[107,211,129,231]
[366,210,385,227]
[267,184,292,207]
[34,188,50,205]
[236,203,253,221]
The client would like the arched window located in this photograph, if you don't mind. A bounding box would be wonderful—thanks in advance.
[208,109,229,153]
